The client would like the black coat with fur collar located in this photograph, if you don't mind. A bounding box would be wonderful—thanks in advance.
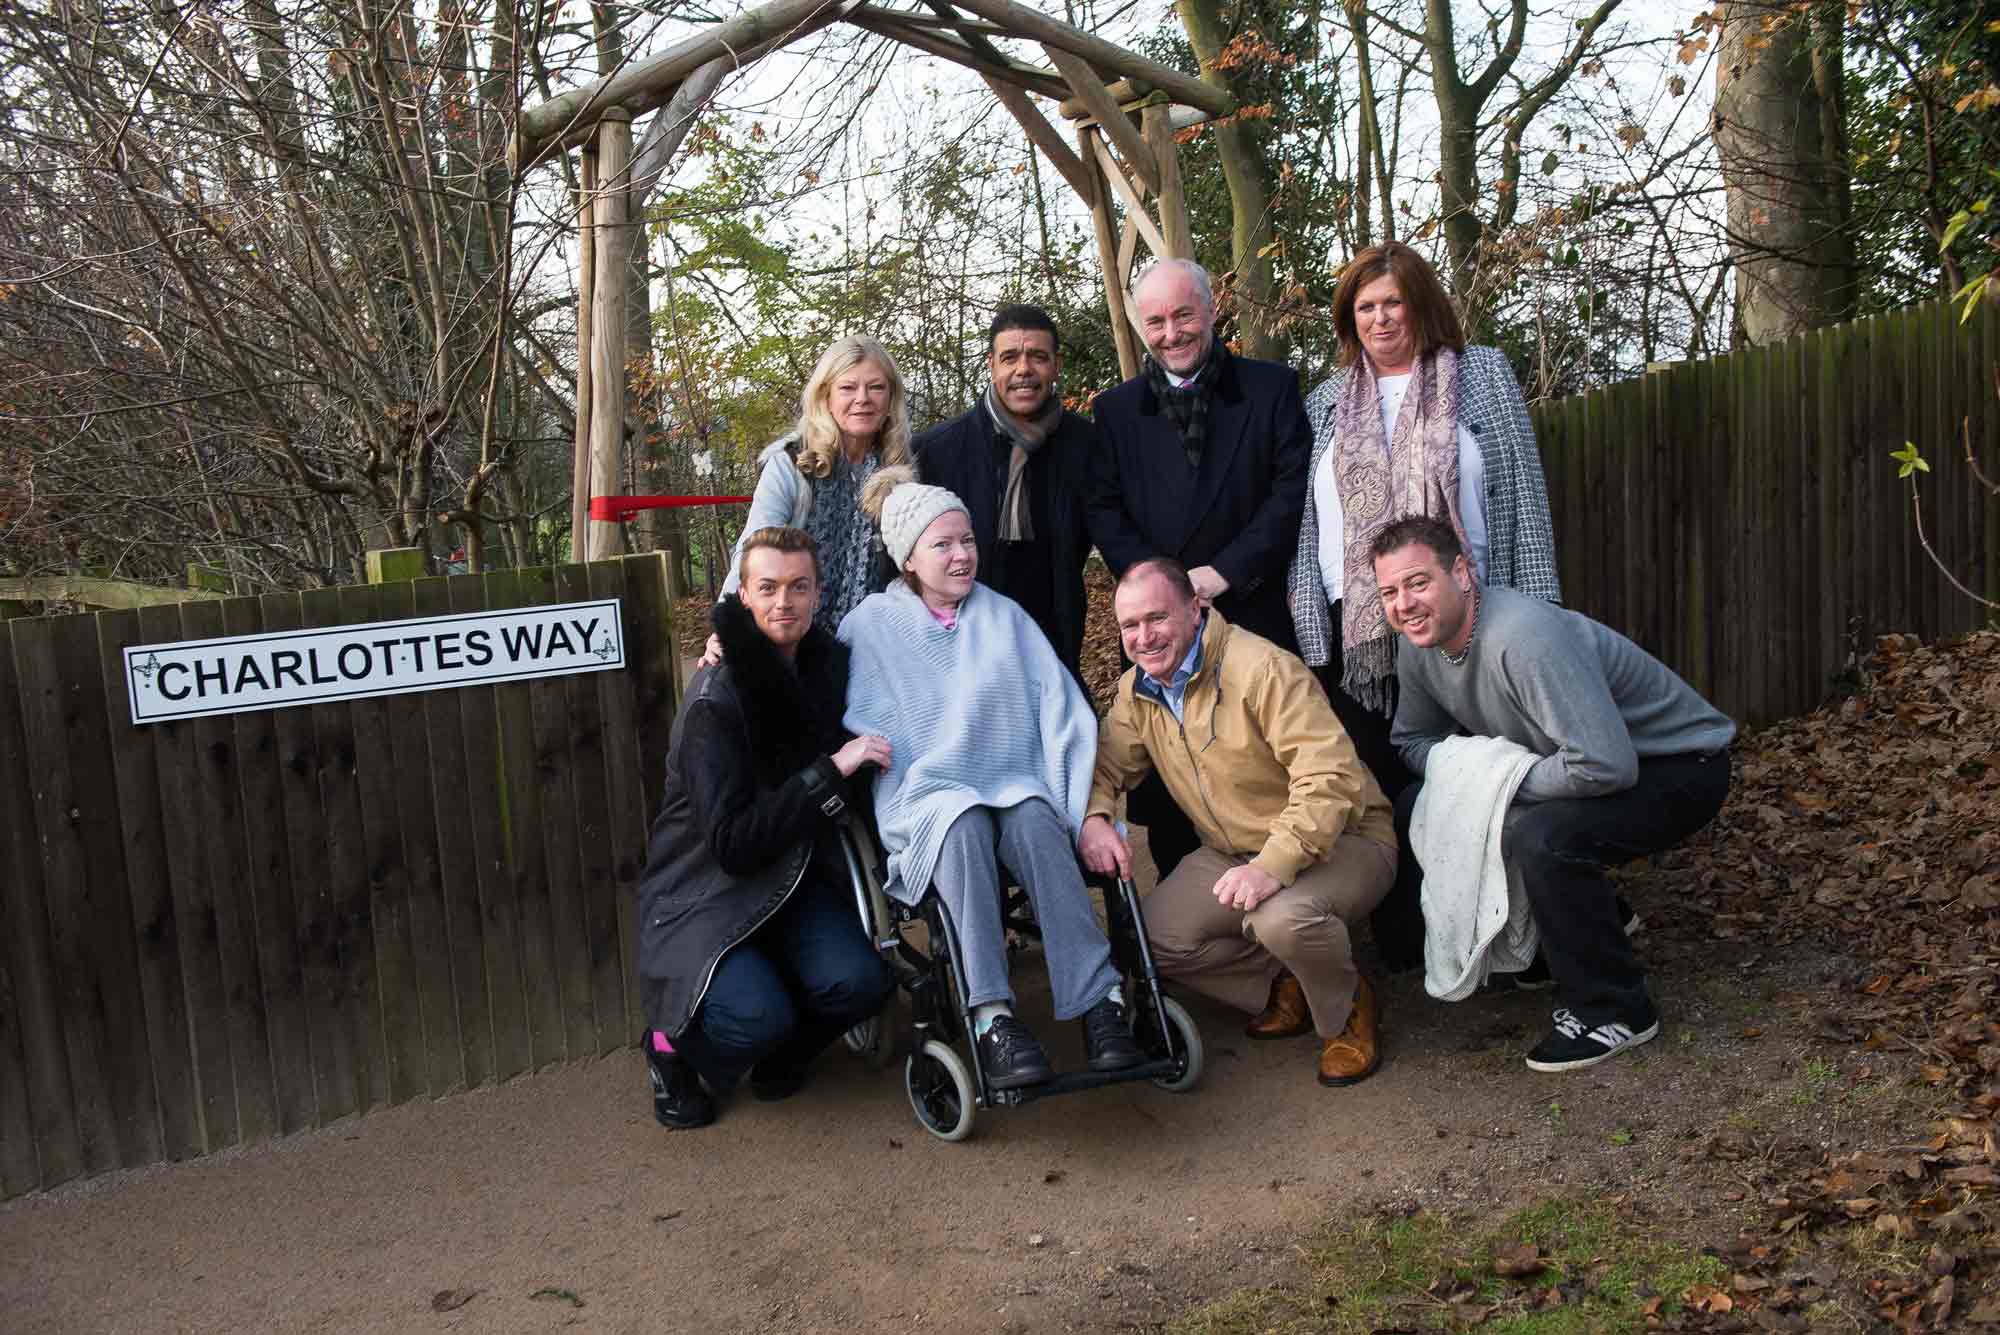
[636,595,855,1040]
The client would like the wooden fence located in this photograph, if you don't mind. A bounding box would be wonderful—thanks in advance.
[0,554,681,1200]
[1532,296,2000,727]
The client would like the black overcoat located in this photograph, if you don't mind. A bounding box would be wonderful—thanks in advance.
[912,404,1095,675]
[1085,352,1311,652]
[635,595,854,1041]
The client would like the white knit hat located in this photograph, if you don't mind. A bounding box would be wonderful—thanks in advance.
[863,467,969,568]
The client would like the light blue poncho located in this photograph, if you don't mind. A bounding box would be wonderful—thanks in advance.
[839,582,1096,904]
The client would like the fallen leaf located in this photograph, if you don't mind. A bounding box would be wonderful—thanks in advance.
[1490,1241,1544,1278]
[528,1288,584,1308]
[430,1288,478,1313]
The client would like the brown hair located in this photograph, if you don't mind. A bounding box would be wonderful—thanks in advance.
[1330,243,1465,369]
[1368,514,1464,569]
[736,526,821,586]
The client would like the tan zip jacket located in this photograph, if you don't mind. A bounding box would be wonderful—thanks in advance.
[1089,611,1396,885]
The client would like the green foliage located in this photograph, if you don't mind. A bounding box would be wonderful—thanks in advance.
[1845,1,2000,313]
[1170,1197,1727,1335]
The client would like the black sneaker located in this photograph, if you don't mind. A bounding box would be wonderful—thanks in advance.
[1081,996,1144,1072]
[1525,1005,1659,1073]
[977,1014,1055,1090]
[748,1056,811,1102]
[647,1048,716,1128]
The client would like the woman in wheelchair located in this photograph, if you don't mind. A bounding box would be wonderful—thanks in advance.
[636,526,896,1129]
[841,469,1142,1089]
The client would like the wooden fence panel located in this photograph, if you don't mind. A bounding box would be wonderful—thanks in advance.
[375,579,461,1099]
[94,608,200,1162]
[179,597,280,1147]
[0,620,82,1189]
[447,572,529,1085]
[555,562,628,1055]
[590,557,648,1039]
[221,595,316,1136]
[1530,296,1997,725]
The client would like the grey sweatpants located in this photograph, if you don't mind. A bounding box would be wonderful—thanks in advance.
[931,799,1120,1019]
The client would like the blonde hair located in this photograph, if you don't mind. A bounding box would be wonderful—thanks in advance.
[794,335,913,479]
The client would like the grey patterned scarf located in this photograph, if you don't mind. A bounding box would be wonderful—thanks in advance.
[803,450,880,635]
[983,383,1060,543]
[1143,338,1225,470]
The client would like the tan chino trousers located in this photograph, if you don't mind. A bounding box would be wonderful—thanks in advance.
[1143,835,1397,1037]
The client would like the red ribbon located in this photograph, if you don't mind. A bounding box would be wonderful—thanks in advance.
[588,494,753,521]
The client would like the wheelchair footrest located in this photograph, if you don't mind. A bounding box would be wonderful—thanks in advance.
[985,1058,1182,1106]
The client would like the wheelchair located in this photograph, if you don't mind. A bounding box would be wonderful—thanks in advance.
[834,813,1204,1142]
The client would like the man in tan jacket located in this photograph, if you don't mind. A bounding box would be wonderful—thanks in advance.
[1080,558,1399,1085]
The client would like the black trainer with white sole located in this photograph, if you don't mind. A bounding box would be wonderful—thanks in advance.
[1525,1006,1659,1072]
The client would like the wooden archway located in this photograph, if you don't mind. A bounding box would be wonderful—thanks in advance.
[510,0,1231,560]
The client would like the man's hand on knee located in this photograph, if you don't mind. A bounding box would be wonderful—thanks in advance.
[1079,815,1132,880]
[1213,864,1279,913]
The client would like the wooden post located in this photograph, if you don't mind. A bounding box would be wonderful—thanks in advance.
[1079,125,1142,379]
[588,110,634,563]
[1141,100,1193,259]
[570,150,597,561]
[365,548,427,584]
[185,563,231,594]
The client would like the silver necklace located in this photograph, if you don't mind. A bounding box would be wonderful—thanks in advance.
[1440,587,1480,666]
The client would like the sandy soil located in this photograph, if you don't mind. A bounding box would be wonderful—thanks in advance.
[0,889,1885,1335]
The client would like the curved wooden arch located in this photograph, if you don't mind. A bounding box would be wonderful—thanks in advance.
[514,0,1226,558]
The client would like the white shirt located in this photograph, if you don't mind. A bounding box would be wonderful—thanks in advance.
[1315,372,1488,607]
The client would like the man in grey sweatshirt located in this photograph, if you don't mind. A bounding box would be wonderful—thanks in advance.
[1371,515,1736,1072]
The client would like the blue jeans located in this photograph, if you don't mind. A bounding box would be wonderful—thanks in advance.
[677,876,894,1091]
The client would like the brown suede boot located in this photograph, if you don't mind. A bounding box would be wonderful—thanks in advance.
[1317,975,1380,1086]
[1245,969,1312,1039]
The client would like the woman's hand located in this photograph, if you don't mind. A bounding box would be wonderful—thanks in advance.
[697,632,723,668]
[831,733,892,778]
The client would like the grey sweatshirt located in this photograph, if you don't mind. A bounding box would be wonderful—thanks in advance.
[1392,586,1736,801]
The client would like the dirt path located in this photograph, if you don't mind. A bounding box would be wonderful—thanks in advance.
[0,900,1870,1335]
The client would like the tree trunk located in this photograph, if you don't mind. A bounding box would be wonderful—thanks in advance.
[1173,0,1284,359]
[1714,0,1857,343]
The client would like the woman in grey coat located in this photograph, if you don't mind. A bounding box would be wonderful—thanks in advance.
[1287,242,1561,797]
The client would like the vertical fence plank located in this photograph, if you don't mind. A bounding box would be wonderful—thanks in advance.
[15,614,142,1171]
[1886,308,1916,639]
[176,599,280,1147]
[0,620,80,1192]
[411,576,485,1091]
[448,573,528,1083]
[622,552,680,835]
[0,904,36,1198]
[256,591,347,1126]
[95,610,200,1162]
[296,586,378,1118]
[220,596,315,1136]
[1916,301,1945,640]
[1810,327,1842,696]
[491,565,577,1068]
[1982,299,2000,607]
[334,583,425,1108]
[1775,337,1806,715]
[557,563,627,1055]
[134,602,238,1153]
[375,578,462,1099]
[590,558,647,1040]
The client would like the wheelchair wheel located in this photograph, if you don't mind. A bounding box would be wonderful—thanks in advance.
[1144,996,1204,1093]
[842,990,904,1069]
[905,1039,976,1142]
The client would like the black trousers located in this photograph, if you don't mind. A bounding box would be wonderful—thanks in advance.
[1387,749,1731,1019]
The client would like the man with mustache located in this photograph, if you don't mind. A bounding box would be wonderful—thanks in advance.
[912,305,1095,676]
[1087,259,1311,881]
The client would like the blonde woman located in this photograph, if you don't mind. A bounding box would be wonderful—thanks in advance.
[718,335,914,639]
